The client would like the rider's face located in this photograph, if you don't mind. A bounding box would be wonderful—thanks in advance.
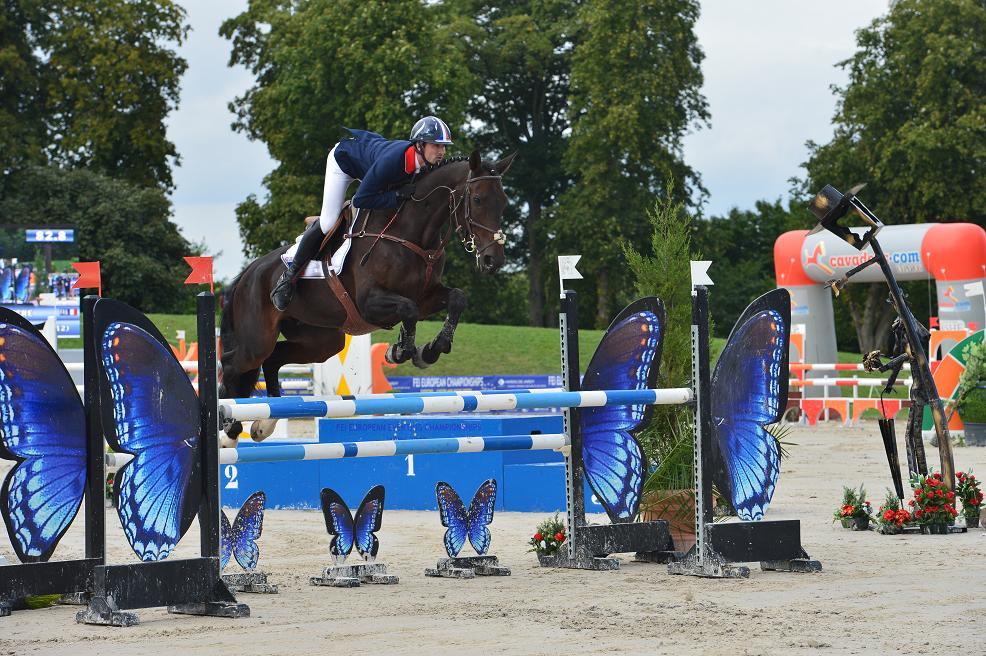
[422,143,446,165]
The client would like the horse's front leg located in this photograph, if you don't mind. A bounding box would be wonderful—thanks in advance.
[419,286,467,366]
[363,290,421,366]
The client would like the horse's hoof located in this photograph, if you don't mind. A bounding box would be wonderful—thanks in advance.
[411,348,432,370]
[250,419,279,442]
[220,432,239,449]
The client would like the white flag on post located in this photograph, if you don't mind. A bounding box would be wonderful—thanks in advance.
[690,261,714,289]
[558,255,583,298]
[964,281,984,298]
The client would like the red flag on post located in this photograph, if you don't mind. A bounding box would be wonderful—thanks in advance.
[184,256,214,294]
[72,261,102,297]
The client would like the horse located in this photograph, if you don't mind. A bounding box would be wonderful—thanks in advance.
[218,149,516,443]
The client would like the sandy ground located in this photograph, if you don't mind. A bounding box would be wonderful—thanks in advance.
[1,423,985,656]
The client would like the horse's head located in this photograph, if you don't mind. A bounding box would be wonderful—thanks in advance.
[459,150,515,274]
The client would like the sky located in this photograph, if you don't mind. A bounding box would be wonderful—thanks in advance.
[166,0,889,280]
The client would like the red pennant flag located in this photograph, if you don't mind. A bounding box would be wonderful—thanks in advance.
[184,256,214,294]
[72,261,102,297]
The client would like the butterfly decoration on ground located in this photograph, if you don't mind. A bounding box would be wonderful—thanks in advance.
[710,288,790,521]
[0,308,86,563]
[221,490,267,571]
[320,485,385,564]
[579,297,665,523]
[94,299,202,561]
[435,479,497,558]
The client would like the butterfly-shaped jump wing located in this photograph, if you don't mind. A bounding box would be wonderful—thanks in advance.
[435,479,497,558]
[320,485,385,563]
[710,288,790,521]
[0,309,86,562]
[95,299,202,561]
[220,490,266,571]
[580,298,665,522]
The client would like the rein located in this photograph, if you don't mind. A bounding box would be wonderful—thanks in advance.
[346,170,506,286]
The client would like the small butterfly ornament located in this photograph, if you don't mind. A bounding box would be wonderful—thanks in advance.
[220,491,267,571]
[320,485,385,564]
[435,479,497,558]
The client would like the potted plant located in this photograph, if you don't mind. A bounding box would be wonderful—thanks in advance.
[956,470,983,528]
[952,341,986,446]
[833,484,872,530]
[529,514,567,566]
[909,471,959,534]
[875,490,912,535]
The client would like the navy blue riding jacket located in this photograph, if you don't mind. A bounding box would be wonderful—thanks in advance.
[333,128,417,210]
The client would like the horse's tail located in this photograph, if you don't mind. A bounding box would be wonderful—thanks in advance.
[219,270,243,354]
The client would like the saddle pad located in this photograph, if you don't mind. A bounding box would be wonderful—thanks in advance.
[280,209,357,279]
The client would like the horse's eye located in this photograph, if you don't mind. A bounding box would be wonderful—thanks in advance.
[473,196,481,204]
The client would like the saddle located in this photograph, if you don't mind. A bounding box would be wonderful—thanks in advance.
[304,202,380,336]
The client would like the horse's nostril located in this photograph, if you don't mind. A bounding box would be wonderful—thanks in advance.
[483,255,495,270]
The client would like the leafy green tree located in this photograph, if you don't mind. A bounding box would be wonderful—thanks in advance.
[0,2,46,181]
[0,166,201,312]
[557,0,708,328]
[36,1,188,190]
[221,0,473,257]
[692,200,804,337]
[448,0,581,326]
[800,0,986,352]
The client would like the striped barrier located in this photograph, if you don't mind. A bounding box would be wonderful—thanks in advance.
[219,388,692,422]
[106,432,570,469]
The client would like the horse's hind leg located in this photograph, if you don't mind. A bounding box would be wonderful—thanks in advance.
[250,329,347,442]
[418,287,467,367]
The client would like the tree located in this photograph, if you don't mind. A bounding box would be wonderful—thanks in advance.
[0,1,46,181]
[0,166,201,312]
[36,1,188,190]
[557,0,708,327]
[800,0,986,352]
[221,0,473,258]
[448,0,581,326]
[692,200,804,337]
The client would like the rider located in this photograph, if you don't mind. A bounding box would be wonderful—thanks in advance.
[270,116,453,311]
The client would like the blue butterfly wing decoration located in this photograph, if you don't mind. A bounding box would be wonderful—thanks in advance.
[710,288,790,521]
[320,487,355,562]
[352,485,384,561]
[220,510,233,570]
[229,490,266,571]
[435,482,468,558]
[0,309,86,563]
[465,479,496,556]
[14,266,30,303]
[0,268,12,302]
[95,300,202,561]
[580,297,665,522]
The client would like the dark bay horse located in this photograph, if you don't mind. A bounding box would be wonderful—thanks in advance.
[219,150,516,442]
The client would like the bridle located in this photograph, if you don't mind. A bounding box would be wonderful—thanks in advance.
[348,166,507,284]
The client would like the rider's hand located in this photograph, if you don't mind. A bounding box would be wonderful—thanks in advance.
[396,184,416,201]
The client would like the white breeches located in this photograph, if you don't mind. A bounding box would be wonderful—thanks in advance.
[319,145,355,233]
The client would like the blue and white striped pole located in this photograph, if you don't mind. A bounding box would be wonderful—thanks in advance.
[105,432,570,468]
[218,387,693,422]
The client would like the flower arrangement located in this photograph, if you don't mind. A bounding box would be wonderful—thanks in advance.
[105,472,115,500]
[955,470,983,527]
[908,471,958,533]
[529,514,567,556]
[875,490,911,534]
[833,484,872,529]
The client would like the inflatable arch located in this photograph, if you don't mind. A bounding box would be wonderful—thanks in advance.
[774,223,986,365]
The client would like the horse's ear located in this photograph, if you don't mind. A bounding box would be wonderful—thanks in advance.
[469,149,481,173]
[493,152,517,177]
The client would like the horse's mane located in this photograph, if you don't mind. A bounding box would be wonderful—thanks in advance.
[416,155,498,187]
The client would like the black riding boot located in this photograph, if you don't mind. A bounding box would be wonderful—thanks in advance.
[270,221,326,311]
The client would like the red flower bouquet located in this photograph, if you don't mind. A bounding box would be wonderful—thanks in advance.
[956,471,983,528]
[876,490,912,535]
[910,471,958,534]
